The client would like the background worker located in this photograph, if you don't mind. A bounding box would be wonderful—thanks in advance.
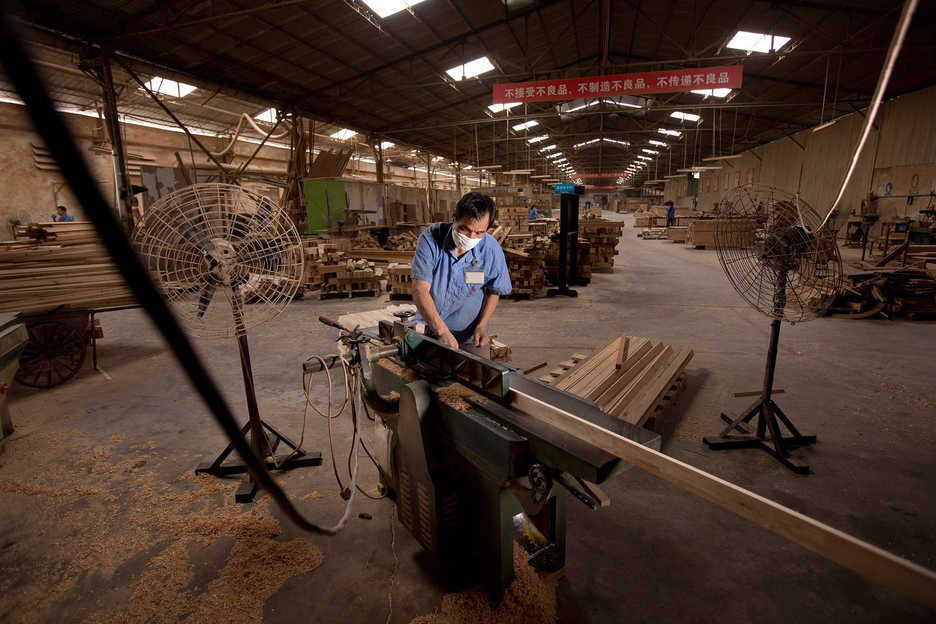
[51,205,75,222]
[411,192,512,354]
[665,200,676,227]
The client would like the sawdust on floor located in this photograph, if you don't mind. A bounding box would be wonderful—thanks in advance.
[409,544,558,624]
[0,422,324,624]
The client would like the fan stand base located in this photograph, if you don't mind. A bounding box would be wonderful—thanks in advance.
[703,398,816,474]
[703,318,816,474]
[195,419,323,502]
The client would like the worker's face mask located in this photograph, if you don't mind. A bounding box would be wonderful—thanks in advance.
[451,222,483,251]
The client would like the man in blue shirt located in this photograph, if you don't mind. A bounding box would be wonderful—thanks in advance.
[51,205,75,222]
[665,201,676,227]
[411,192,512,351]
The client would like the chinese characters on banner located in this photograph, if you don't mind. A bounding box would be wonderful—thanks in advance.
[585,185,617,190]
[578,172,630,179]
[492,65,743,104]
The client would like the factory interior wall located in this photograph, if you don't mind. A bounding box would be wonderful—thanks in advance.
[0,101,470,240]
[665,83,936,235]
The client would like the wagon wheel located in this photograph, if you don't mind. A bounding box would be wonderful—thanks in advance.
[15,320,87,388]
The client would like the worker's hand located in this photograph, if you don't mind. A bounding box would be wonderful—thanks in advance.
[473,327,491,347]
[438,329,459,349]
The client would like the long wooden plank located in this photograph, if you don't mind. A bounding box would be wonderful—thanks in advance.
[585,338,651,401]
[594,342,664,406]
[508,388,936,609]
[554,336,622,390]
[617,347,693,425]
[608,346,676,416]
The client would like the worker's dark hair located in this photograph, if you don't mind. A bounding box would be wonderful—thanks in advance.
[56,205,66,211]
[665,200,674,206]
[455,191,496,225]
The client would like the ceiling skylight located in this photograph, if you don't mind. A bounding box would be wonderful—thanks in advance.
[488,102,521,113]
[330,129,357,140]
[143,77,196,98]
[376,141,395,149]
[511,120,539,131]
[726,31,792,54]
[527,134,550,143]
[658,128,682,137]
[445,56,496,81]
[254,107,276,123]
[671,111,701,122]
[361,0,427,18]
[691,88,733,98]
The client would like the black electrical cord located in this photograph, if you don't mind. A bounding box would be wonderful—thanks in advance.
[0,9,345,535]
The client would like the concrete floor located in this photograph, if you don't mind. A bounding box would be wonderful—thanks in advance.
[1,212,935,623]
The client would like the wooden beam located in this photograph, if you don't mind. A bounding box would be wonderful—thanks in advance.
[508,389,936,609]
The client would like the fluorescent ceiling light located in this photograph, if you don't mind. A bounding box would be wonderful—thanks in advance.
[648,139,669,147]
[330,128,357,140]
[812,119,838,133]
[487,102,521,113]
[539,144,557,152]
[360,0,427,18]
[726,30,792,54]
[254,107,277,123]
[445,56,496,81]
[691,88,733,98]
[671,111,701,122]
[378,141,395,149]
[604,138,629,147]
[143,77,196,98]
[637,155,652,161]
[527,134,550,143]
[511,120,539,131]
[642,149,660,155]
[658,128,682,137]
[463,165,472,170]
[546,152,563,159]
[573,138,601,149]
[602,98,642,109]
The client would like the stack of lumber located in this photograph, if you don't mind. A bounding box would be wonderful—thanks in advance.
[624,199,648,213]
[581,202,602,218]
[0,222,133,313]
[387,202,424,225]
[827,267,936,320]
[387,263,414,300]
[687,220,715,248]
[497,205,530,233]
[541,333,693,428]
[687,218,756,249]
[385,226,422,251]
[319,258,383,299]
[633,208,654,228]
[302,240,346,290]
[504,247,546,298]
[545,236,591,284]
[489,224,512,244]
[639,227,668,240]
[528,218,558,235]
[667,226,689,243]
[579,217,623,272]
[352,230,382,248]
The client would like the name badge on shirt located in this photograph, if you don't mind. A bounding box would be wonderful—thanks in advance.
[465,270,485,285]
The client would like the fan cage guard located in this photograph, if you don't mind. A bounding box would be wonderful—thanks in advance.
[133,183,303,339]
[714,184,843,323]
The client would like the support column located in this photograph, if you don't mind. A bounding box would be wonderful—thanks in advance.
[97,55,133,231]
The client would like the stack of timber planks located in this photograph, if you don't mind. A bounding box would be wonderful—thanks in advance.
[319,258,383,299]
[545,236,592,284]
[827,266,936,320]
[0,222,134,314]
[504,246,546,298]
[579,217,623,272]
[387,263,414,300]
[666,226,689,243]
[496,205,530,233]
[543,333,693,428]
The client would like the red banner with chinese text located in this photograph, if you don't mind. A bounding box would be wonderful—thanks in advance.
[492,66,743,104]
[577,172,630,179]
[585,185,618,190]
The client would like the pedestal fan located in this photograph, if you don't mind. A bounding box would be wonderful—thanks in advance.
[702,184,843,473]
[134,183,320,501]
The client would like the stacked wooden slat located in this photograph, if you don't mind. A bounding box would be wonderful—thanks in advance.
[542,333,693,428]
[545,237,592,284]
[387,263,414,299]
[0,222,134,313]
[496,205,530,233]
[320,258,383,299]
[827,267,936,320]
[579,217,623,272]
[639,227,668,240]
[503,247,546,298]
[667,226,689,243]
[301,240,345,290]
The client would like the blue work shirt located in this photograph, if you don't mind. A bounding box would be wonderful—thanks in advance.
[53,214,75,222]
[411,222,512,344]
[528,207,538,220]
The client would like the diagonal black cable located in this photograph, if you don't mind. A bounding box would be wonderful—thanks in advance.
[0,9,340,535]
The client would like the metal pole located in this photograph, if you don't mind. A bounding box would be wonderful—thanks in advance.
[97,55,133,230]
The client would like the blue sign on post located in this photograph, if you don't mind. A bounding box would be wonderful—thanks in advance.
[554,183,575,194]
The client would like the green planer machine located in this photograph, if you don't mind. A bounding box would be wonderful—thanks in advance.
[307,313,659,599]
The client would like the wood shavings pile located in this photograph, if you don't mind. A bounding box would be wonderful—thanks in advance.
[410,544,558,624]
[0,422,325,624]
